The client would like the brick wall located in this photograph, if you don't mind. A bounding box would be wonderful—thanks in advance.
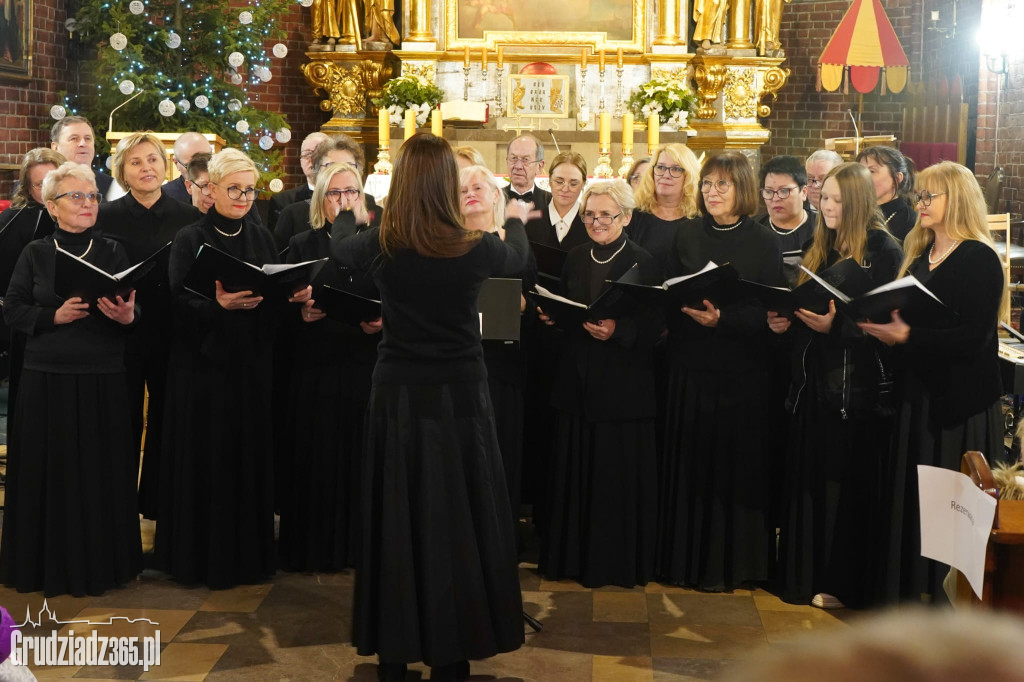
[0,0,73,197]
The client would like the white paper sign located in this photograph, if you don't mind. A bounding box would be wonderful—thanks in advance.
[918,465,997,599]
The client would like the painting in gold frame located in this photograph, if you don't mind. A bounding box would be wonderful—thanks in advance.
[445,0,645,50]
[0,0,32,81]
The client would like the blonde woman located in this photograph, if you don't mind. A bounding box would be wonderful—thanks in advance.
[629,142,701,278]
[97,132,200,519]
[767,162,902,610]
[158,149,312,589]
[454,145,487,170]
[278,162,379,573]
[860,160,1009,605]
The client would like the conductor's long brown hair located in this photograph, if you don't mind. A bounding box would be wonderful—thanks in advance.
[379,133,482,258]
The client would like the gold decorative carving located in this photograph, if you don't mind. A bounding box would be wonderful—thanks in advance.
[651,67,690,83]
[693,63,727,119]
[302,59,396,117]
[724,67,757,119]
[757,66,789,117]
[401,62,436,82]
[693,0,727,44]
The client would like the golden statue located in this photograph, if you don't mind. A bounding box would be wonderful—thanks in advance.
[550,81,563,113]
[365,0,401,46]
[311,0,343,45]
[754,0,791,55]
[338,0,363,48]
[693,0,727,44]
[512,82,526,112]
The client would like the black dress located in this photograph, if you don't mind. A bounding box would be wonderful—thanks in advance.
[754,209,816,287]
[156,209,284,589]
[626,210,686,281]
[882,240,1005,604]
[273,194,382,250]
[777,230,903,608]
[657,214,784,591]
[880,197,917,241]
[331,214,528,668]
[277,222,380,572]
[524,204,591,252]
[0,227,141,596]
[268,183,313,234]
[539,233,662,588]
[96,192,200,518]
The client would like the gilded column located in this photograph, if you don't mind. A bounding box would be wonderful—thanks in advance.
[726,0,754,49]
[653,0,683,46]
[407,0,435,42]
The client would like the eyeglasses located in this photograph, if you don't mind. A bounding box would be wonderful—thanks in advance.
[192,181,212,195]
[326,188,361,201]
[761,186,799,200]
[653,164,685,178]
[319,160,361,173]
[550,178,582,190]
[700,179,733,194]
[300,150,316,160]
[807,177,824,188]
[914,190,946,207]
[581,212,622,226]
[53,191,103,205]
[215,184,261,201]
[508,156,539,168]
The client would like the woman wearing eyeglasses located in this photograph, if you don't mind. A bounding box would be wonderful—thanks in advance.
[626,157,651,192]
[628,143,701,279]
[277,162,380,573]
[96,132,201,520]
[524,151,590,251]
[857,146,917,241]
[859,161,1008,605]
[537,179,662,588]
[755,155,816,282]
[767,162,902,610]
[157,148,312,589]
[1,162,141,596]
[657,152,784,592]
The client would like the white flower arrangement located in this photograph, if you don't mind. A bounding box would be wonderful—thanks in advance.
[628,76,697,128]
[374,75,444,127]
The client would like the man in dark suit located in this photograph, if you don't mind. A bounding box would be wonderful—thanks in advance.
[267,131,330,232]
[502,134,550,210]
[50,115,122,200]
[163,132,213,205]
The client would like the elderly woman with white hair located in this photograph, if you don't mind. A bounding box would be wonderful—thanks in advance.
[158,148,311,589]
[0,161,141,596]
[537,179,662,588]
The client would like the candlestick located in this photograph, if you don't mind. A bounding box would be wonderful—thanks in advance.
[378,108,389,144]
[599,112,610,145]
[463,65,471,101]
[494,64,506,116]
[598,67,607,113]
[581,48,588,69]
[647,113,659,154]
[615,66,624,117]
[481,46,488,69]
[497,46,504,69]
[404,108,416,140]
[577,65,589,129]
[599,49,606,71]
[463,45,470,67]
[616,47,623,68]
[594,140,613,179]
[373,146,393,175]
[431,109,442,137]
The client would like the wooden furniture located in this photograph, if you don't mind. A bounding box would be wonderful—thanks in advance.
[900,76,968,169]
[104,132,226,182]
[989,213,1013,283]
[956,451,1024,611]
[824,134,896,160]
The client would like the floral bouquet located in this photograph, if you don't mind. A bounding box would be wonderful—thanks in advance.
[373,74,444,127]
[627,75,698,129]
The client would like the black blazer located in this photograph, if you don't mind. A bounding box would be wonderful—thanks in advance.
[274,194,382,251]
[525,211,591,252]
[268,183,313,233]
[161,176,191,205]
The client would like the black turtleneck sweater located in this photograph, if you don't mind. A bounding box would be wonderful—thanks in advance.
[880,197,917,241]
[4,227,132,373]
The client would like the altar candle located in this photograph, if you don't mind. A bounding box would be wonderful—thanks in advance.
[497,46,504,69]
[617,47,624,69]
[599,49,606,70]
[647,113,659,150]
[622,112,633,152]
[481,46,488,69]
[581,48,588,69]
[464,45,471,67]
[378,108,389,144]
[431,109,443,137]
[599,112,610,145]
[404,108,416,140]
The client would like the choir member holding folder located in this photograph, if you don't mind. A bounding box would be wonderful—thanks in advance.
[157,149,311,589]
[277,162,379,573]
[331,134,535,682]
[657,152,783,592]
[859,161,1009,605]
[536,180,662,588]
[766,162,902,609]
[1,162,141,596]
[461,164,538,538]
[96,132,200,518]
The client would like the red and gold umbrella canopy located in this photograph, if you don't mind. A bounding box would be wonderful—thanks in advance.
[818,0,910,94]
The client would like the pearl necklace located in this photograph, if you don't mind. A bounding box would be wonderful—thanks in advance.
[55,238,93,259]
[883,211,896,227]
[769,210,807,235]
[928,239,959,264]
[711,218,744,232]
[591,240,627,264]
[214,222,243,237]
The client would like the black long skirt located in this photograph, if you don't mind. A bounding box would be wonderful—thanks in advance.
[540,412,657,588]
[0,370,142,596]
[777,389,892,608]
[156,347,276,589]
[277,355,368,573]
[881,373,1003,605]
[486,365,524,524]
[353,380,524,667]
[657,362,774,591]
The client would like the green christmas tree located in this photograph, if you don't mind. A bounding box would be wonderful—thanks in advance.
[63,0,295,185]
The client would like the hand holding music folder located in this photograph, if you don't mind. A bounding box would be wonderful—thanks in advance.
[736,258,875,318]
[54,242,171,307]
[843,275,957,326]
[182,243,327,300]
[312,284,382,326]
[529,241,568,293]
[529,283,630,331]
[609,261,740,310]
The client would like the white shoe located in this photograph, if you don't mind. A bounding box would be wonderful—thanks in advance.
[811,593,845,609]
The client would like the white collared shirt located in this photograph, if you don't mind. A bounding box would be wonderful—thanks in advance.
[548,198,580,243]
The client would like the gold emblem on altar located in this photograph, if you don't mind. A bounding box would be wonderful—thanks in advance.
[506,75,569,118]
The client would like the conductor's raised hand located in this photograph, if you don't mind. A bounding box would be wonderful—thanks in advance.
[682,299,721,328]
[583,319,616,341]
[767,310,791,334]
[54,296,89,325]
[97,290,136,325]
[301,299,326,324]
[215,280,263,311]
[289,285,313,304]
[794,299,836,334]
[505,199,543,224]
[360,317,383,335]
